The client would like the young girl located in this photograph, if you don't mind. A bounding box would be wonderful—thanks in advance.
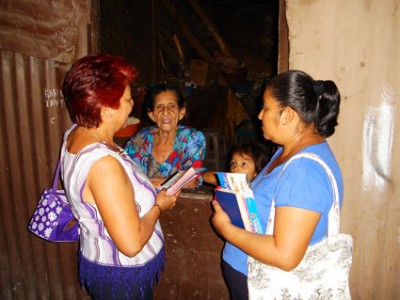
[204,142,272,300]
[203,142,270,185]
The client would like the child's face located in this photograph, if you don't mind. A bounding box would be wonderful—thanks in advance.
[229,152,257,182]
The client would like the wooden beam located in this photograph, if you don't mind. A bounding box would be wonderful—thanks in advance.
[187,0,235,59]
[152,0,159,81]
[159,0,214,62]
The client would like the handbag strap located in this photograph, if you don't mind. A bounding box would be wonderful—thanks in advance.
[266,152,340,237]
[51,160,61,191]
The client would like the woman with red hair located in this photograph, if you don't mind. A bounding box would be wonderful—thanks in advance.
[61,53,178,299]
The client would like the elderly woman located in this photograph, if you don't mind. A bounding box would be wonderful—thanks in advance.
[61,53,179,299]
[124,85,206,189]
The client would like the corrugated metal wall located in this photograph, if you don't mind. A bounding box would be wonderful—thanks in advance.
[0,0,94,298]
[0,50,90,299]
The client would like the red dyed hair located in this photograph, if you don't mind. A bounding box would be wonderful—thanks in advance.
[63,53,139,128]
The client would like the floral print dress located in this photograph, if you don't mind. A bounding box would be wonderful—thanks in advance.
[124,125,206,178]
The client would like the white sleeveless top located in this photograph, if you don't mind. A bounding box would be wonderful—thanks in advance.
[60,125,163,266]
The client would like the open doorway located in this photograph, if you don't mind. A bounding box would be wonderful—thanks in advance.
[99,0,279,81]
[98,0,281,146]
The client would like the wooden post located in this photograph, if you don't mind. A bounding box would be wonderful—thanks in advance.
[159,0,214,62]
[187,0,235,59]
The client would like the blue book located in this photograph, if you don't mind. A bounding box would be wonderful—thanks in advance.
[214,172,262,233]
[214,189,246,229]
[245,195,262,233]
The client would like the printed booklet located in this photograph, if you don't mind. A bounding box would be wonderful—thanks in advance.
[161,167,208,195]
[215,172,262,233]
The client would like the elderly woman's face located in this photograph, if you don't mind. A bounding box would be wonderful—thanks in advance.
[148,90,186,132]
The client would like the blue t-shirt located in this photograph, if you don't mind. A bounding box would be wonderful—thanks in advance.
[222,141,343,275]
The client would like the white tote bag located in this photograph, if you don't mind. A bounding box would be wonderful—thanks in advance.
[248,153,353,300]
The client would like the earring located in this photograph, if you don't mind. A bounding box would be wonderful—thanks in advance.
[104,110,113,118]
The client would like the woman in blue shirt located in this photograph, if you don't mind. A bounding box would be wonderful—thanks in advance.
[212,70,344,299]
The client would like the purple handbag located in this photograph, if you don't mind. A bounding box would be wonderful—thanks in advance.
[28,161,79,242]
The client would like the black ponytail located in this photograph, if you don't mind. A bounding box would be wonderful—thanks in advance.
[313,80,341,138]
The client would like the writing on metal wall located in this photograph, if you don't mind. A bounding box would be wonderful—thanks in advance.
[44,88,65,108]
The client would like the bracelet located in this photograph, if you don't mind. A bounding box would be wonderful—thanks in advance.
[154,203,162,214]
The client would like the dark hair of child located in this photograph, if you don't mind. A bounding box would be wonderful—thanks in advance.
[230,142,271,174]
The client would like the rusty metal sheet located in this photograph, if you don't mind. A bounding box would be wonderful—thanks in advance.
[0,0,89,63]
[0,45,87,300]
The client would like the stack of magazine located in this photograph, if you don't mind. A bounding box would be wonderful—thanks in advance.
[160,167,208,195]
[215,172,262,233]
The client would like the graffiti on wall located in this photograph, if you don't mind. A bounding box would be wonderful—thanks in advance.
[44,88,65,124]
[44,88,65,108]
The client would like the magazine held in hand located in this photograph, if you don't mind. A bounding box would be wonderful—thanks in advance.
[161,167,207,195]
[215,172,262,233]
